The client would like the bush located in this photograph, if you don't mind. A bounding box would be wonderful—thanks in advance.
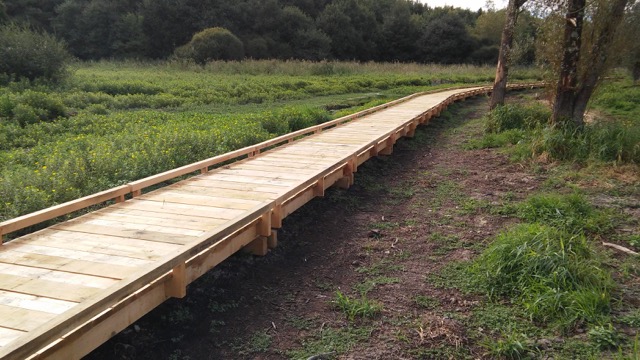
[484,103,550,133]
[174,27,244,64]
[0,24,70,83]
[471,223,614,330]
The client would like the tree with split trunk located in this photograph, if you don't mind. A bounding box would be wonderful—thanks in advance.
[552,0,631,126]
[489,0,528,110]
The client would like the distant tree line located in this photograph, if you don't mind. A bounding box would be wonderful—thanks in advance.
[0,0,537,64]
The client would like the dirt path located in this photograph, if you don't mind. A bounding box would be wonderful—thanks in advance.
[87,94,548,360]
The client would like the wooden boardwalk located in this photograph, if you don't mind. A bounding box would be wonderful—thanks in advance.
[0,84,537,359]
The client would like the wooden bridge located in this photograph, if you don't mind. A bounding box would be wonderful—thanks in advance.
[0,84,537,359]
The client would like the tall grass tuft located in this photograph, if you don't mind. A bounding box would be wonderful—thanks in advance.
[484,103,550,133]
[471,223,614,331]
[517,192,614,235]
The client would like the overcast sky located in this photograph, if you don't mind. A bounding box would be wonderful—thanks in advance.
[417,0,508,11]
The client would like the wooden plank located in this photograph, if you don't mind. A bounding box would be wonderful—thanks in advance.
[214,169,312,181]
[139,190,264,210]
[207,174,298,187]
[185,223,260,284]
[3,244,152,268]
[51,222,198,246]
[0,201,274,360]
[18,231,181,261]
[241,158,328,170]
[84,209,227,232]
[169,185,278,202]
[0,263,116,289]
[116,199,247,220]
[0,186,130,238]
[0,290,76,315]
[255,153,339,164]
[182,178,286,194]
[0,273,100,302]
[230,163,321,175]
[0,304,58,332]
[0,251,133,280]
[0,328,25,347]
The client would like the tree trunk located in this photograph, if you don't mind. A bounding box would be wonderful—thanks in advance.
[552,0,585,126]
[553,0,630,126]
[489,0,527,110]
[634,61,640,86]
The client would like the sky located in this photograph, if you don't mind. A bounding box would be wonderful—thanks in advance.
[417,0,508,11]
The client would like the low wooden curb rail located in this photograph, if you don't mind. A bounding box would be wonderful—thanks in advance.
[0,82,543,360]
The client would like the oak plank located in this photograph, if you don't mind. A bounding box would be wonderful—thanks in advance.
[3,244,152,268]
[116,199,247,220]
[0,290,76,314]
[0,273,100,302]
[18,230,181,260]
[0,251,133,280]
[0,304,58,332]
[0,327,25,347]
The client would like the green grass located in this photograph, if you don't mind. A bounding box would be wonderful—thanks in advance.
[516,192,615,235]
[470,223,614,331]
[286,325,372,359]
[333,291,382,321]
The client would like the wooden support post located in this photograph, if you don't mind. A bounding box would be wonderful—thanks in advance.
[406,123,417,138]
[314,179,325,197]
[132,190,142,198]
[165,263,187,299]
[200,167,208,174]
[380,135,395,155]
[271,205,283,229]
[369,146,379,157]
[336,174,353,189]
[267,230,278,249]
[244,236,268,256]
[115,195,125,203]
[258,212,271,237]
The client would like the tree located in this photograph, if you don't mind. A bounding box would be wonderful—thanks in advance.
[489,0,527,109]
[0,1,7,24]
[175,27,244,64]
[620,3,640,85]
[418,12,477,64]
[0,23,70,83]
[317,0,379,60]
[552,0,630,125]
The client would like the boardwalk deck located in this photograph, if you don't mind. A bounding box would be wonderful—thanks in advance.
[0,84,538,359]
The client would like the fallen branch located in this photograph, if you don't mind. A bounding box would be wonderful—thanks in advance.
[602,242,639,256]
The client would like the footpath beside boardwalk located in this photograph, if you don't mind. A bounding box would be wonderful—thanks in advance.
[0,84,538,359]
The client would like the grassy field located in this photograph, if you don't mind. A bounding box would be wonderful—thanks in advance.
[0,60,540,226]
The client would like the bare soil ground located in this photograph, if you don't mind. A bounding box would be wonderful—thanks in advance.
[87,93,639,360]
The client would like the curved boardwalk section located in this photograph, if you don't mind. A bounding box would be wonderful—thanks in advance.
[0,84,536,359]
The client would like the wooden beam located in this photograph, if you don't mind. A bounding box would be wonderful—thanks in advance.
[244,237,267,256]
[164,263,186,299]
[267,231,278,249]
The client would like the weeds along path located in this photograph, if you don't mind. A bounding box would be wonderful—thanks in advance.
[84,93,551,360]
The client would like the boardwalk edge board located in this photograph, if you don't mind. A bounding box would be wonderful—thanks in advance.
[0,83,542,360]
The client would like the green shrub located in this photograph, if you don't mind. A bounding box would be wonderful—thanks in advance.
[259,106,330,135]
[533,120,640,165]
[0,24,70,83]
[484,103,550,133]
[471,223,614,330]
[174,27,244,64]
[517,192,613,235]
